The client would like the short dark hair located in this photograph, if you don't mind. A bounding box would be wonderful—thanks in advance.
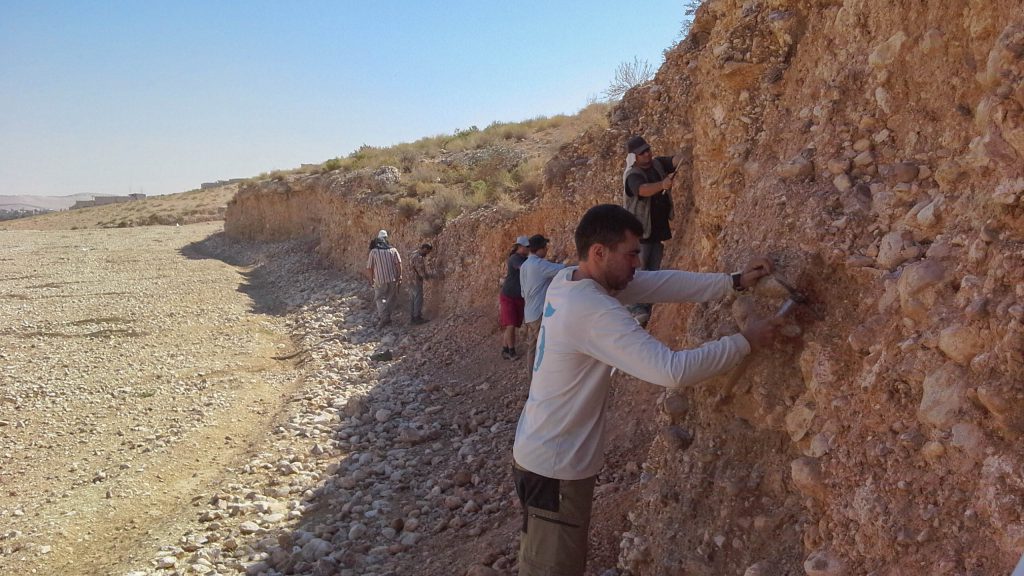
[420,243,433,251]
[574,204,643,260]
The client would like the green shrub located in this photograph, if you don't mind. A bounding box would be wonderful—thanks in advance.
[396,197,419,219]
[418,188,465,234]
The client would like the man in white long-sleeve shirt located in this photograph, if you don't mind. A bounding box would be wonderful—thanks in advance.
[512,204,778,576]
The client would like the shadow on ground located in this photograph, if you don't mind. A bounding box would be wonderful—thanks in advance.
[178,230,527,575]
[180,232,320,316]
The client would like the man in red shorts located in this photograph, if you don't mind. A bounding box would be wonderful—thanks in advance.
[500,235,530,359]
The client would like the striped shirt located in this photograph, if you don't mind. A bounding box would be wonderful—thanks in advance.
[367,247,402,285]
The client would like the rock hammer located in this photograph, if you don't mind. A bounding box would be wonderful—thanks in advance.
[773,275,809,318]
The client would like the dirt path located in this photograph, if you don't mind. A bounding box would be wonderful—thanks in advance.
[0,223,302,575]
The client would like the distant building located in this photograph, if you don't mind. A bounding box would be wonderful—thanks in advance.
[93,196,128,206]
[70,195,139,210]
[200,178,245,190]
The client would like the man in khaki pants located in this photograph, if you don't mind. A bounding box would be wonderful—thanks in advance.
[512,205,779,575]
[519,234,565,376]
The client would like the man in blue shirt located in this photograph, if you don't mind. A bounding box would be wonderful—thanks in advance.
[519,234,566,375]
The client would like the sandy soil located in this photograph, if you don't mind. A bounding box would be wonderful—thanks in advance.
[0,222,301,574]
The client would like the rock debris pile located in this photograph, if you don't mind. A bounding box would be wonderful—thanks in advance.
[126,234,534,576]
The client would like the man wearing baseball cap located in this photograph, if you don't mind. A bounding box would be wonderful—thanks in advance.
[500,235,531,359]
[519,234,566,375]
[622,135,685,325]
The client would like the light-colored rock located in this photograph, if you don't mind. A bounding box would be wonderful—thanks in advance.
[921,28,944,52]
[852,150,874,168]
[786,404,816,442]
[951,422,986,457]
[832,173,852,192]
[897,259,947,321]
[754,276,795,300]
[777,156,814,180]
[807,432,832,457]
[915,198,940,228]
[918,363,966,428]
[791,457,826,500]
[302,538,333,562]
[921,440,946,461]
[348,523,367,540]
[876,230,918,270]
[992,178,1023,205]
[937,324,985,365]
[933,159,964,191]
[826,157,851,175]
[868,31,907,68]
[662,393,688,420]
[804,549,847,576]
[661,426,694,451]
[874,86,892,113]
[976,386,1024,437]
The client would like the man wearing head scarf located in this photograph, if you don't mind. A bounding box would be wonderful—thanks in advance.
[366,229,403,328]
[622,135,685,325]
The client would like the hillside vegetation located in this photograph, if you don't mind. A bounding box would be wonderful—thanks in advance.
[3,104,610,237]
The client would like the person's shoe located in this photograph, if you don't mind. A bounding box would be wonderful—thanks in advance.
[501,347,511,360]
[509,347,518,359]
[411,316,428,325]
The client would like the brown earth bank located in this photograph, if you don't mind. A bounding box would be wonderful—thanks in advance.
[225,1,1024,575]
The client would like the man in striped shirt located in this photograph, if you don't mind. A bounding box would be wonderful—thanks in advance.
[366,230,403,327]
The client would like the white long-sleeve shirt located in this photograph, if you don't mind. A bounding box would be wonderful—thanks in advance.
[512,267,750,480]
[519,254,566,323]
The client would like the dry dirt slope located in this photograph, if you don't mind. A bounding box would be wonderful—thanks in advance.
[226,0,1024,574]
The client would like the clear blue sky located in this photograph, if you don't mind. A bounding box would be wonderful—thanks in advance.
[1,1,688,197]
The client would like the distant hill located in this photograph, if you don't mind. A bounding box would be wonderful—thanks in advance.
[0,185,238,231]
[0,193,119,212]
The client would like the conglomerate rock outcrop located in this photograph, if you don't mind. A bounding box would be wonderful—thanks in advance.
[226,1,1024,573]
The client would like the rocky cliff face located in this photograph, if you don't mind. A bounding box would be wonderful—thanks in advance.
[227,1,1024,573]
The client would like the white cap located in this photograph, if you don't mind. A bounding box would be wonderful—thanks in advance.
[377,229,388,239]
[515,235,529,246]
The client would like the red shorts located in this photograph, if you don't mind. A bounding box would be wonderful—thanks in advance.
[499,294,525,327]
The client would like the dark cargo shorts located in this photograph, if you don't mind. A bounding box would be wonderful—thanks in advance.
[513,462,596,576]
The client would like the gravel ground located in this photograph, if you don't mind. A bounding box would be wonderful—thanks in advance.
[1,223,627,576]
[0,223,301,575]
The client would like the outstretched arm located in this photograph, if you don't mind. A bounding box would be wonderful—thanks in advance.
[585,304,751,389]
[615,258,773,304]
